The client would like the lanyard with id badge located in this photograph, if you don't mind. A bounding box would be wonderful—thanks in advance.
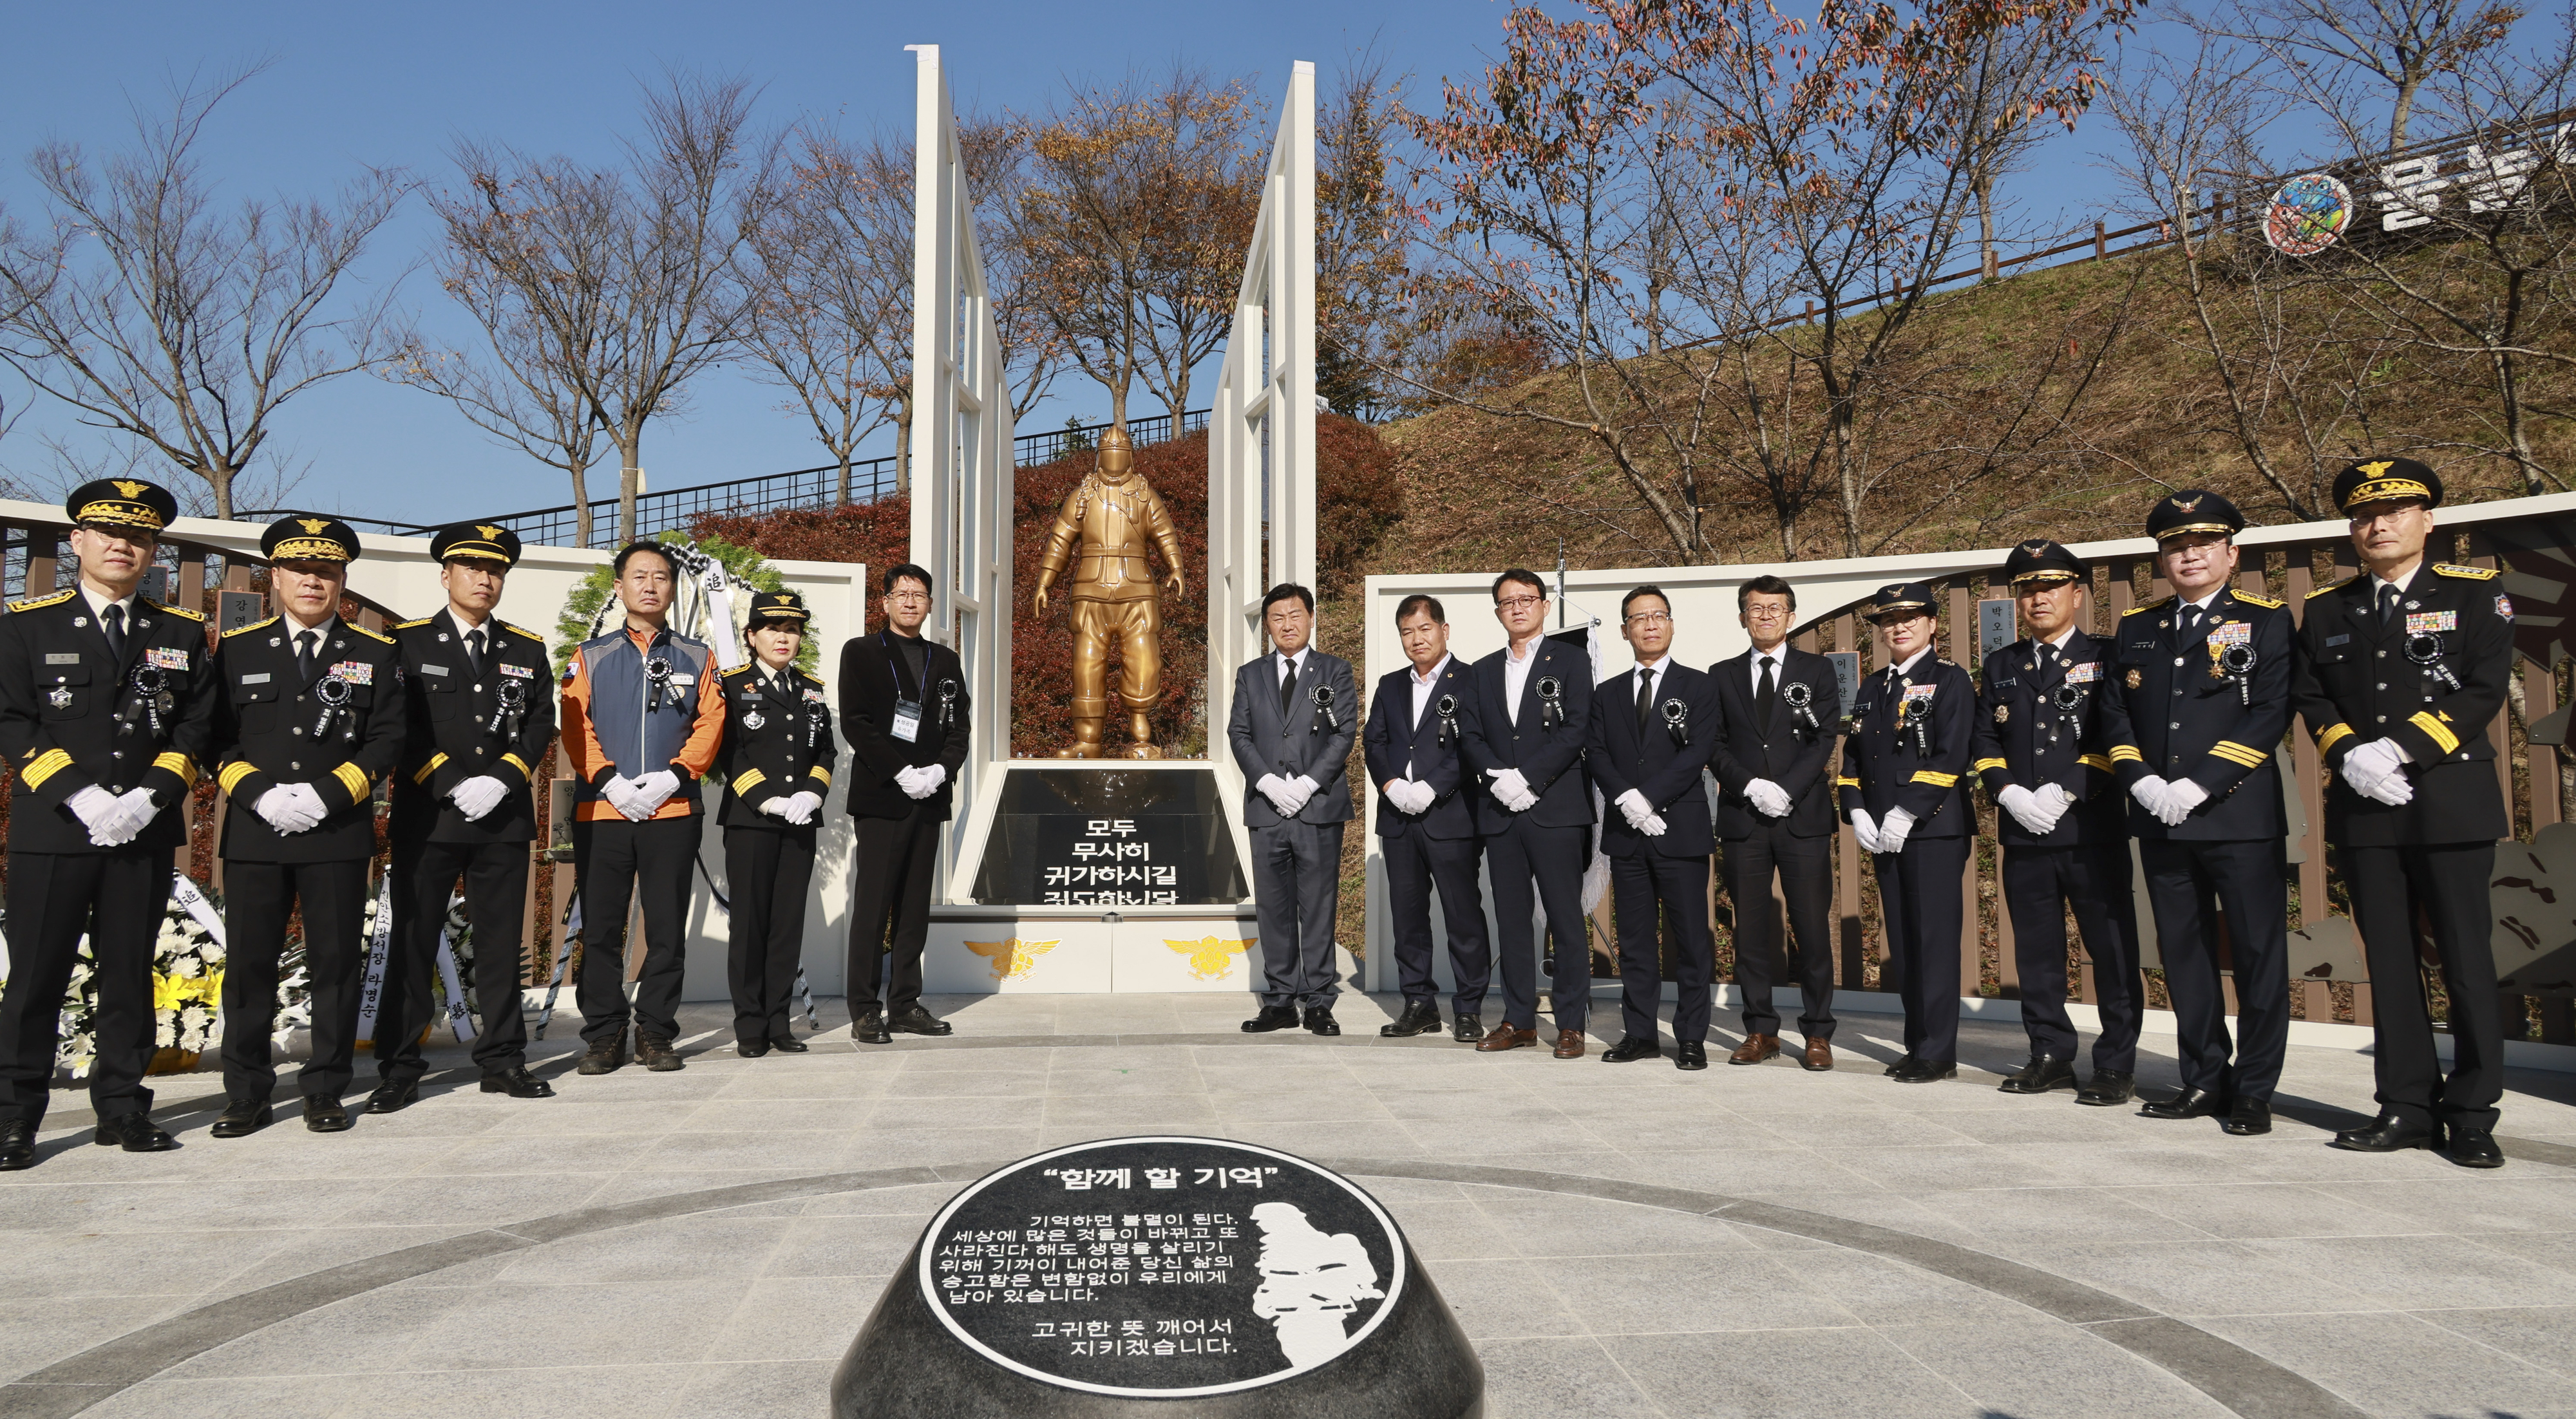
[885,632,925,744]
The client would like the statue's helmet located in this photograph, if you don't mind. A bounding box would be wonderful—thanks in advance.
[1097,424,1135,473]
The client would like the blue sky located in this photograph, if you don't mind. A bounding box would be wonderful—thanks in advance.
[0,0,2416,527]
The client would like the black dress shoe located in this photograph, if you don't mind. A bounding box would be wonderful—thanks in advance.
[1674,1042,1708,1071]
[480,1066,556,1098]
[304,1098,352,1132]
[853,1010,893,1044]
[2075,1070,2136,1107]
[889,1006,953,1037]
[1,1120,37,1170]
[94,1112,180,1151]
[1451,1013,1486,1044]
[1893,1058,1958,1084]
[2445,1125,2505,1169]
[211,1101,274,1138]
[1601,1036,1661,1063]
[1304,1007,1341,1037]
[1379,1001,1442,1038]
[365,1078,420,1114]
[2329,1112,2436,1152]
[2139,1087,2228,1120]
[1241,1006,1299,1033]
[2222,1098,2272,1136]
[737,1041,771,1058]
[770,1036,810,1053]
[1884,1053,1917,1078]
[1996,1055,2077,1095]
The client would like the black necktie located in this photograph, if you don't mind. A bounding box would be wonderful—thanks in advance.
[1756,656,1777,733]
[1635,667,1654,731]
[2182,605,2201,636]
[296,630,319,683]
[464,627,486,677]
[1278,657,1298,714]
[2040,642,2060,673]
[2378,583,2401,626]
[100,603,126,662]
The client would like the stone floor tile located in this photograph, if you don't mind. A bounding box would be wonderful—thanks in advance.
[1594,1326,1982,1418]
[495,1215,784,1286]
[75,1375,357,1419]
[762,1214,931,1279]
[2193,1310,2576,1416]
[665,1357,838,1417]
[2307,1175,2576,1234]
[2112,1181,2427,1240]
[1874,1315,2239,1418]
[1472,1335,1658,1419]
[1555,1252,1864,1335]
[2410,1304,2576,1380]
[2246,1232,2576,1311]
[2003,1237,2398,1317]
[0,1294,187,1384]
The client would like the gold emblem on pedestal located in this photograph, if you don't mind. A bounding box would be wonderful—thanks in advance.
[966,938,1063,981]
[1032,427,1188,758]
[1165,935,1255,981]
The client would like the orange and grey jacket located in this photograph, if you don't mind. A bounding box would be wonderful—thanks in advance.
[560,625,724,823]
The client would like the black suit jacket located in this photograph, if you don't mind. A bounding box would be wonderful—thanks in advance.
[1708,646,1839,840]
[2106,585,2293,841]
[717,661,840,829]
[1587,661,1720,858]
[1972,628,2130,848]
[1460,636,1594,833]
[0,590,219,854]
[213,616,406,863]
[837,631,970,821]
[389,610,557,845]
[2292,562,2512,847]
[1837,657,1976,838]
[1361,659,1479,841]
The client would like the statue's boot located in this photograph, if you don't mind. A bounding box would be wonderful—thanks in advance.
[1068,715,1106,759]
[1125,711,1160,758]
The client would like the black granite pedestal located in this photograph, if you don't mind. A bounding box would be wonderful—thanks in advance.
[830,1138,1482,1418]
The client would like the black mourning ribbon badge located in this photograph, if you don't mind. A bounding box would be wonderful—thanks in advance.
[1660,696,1690,746]
[1780,679,1818,733]
[936,679,959,728]
[644,653,677,712]
[488,677,528,738]
[120,664,171,739]
[1535,675,1565,729]
[1311,683,1340,733]
[2405,634,2462,693]
[1435,692,1459,747]
[2050,681,2084,745]
[2217,643,2257,706]
[312,673,355,743]
[1897,696,1929,756]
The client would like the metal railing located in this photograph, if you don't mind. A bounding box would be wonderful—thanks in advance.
[339,408,1212,551]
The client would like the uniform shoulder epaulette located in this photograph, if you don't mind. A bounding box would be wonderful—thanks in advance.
[2231,589,2286,609]
[6,589,76,614]
[721,663,756,679]
[2123,596,2173,616]
[142,596,204,622]
[2434,563,2501,580]
[223,615,279,638]
[498,620,546,643]
[345,622,395,645]
[392,616,433,630]
[2307,576,2356,599]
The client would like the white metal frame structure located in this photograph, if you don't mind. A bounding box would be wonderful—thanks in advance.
[909,43,1015,890]
[1206,60,1320,862]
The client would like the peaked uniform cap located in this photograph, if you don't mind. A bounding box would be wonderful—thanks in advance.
[2003,539,2086,585]
[2146,489,2245,541]
[429,521,523,567]
[1868,581,1937,620]
[746,590,810,625]
[66,477,178,534]
[2332,457,2443,513]
[262,514,361,564]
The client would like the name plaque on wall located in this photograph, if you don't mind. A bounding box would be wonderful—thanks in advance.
[972,767,1248,907]
[918,1137,1405,1399]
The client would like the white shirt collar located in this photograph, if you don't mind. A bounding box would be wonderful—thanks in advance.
[1410,653,1451,686]
[1506,634,1543,664]
[1278,646,1310,675]
[78,584,136,623]
[281,613,339,641]
[1634,654,1668,683]
[2044,625,2079,652]
[2371,564,2420,595]
[1893,646,1932,676]
[2181,586,2225,612]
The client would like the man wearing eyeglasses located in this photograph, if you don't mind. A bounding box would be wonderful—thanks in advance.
[1589,587,1723,1070]
[1460,570,1596,1056]
[2293,459,2510,1168]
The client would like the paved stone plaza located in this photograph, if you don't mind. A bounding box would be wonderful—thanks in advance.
[1,992,2573,1419]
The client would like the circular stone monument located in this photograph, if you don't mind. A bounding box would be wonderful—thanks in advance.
[830,1137,1482,1417]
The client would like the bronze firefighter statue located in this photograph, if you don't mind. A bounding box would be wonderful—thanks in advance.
[1031,426,1189,758]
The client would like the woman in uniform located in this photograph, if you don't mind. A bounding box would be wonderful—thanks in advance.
[716,592,837,1056]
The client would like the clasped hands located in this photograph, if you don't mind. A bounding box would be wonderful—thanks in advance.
[1257,773,1320,818]
[2336,738,2414,806]
[1482,767,1539,813]
[2128,774,2211,827]
[601,769,683,822]
[68,785,164,848]
[895,764,949,801]
[1844,807,1916,853]
[1615,789,1667,838]
[1381,778,1437,815]
[758,789,826,825]
[1744,778,1794,818]
[1996,783,2078,836]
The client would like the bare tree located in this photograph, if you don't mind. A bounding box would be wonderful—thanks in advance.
[389,297,605,534]
[1316,55,1418,417]
[426,72,781,544]
[739,126,909,505]
[0,68,409,520]
[2207,0,2523,148]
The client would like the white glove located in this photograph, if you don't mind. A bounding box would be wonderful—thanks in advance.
[1878,806,1916,853]
[1285,775,1320,814]
[1848,809,1882,854]
[916,763,949,794]
[1997,784,2052,836]
[2025,784,2075,833]
[780,790,823,825]
[2158,778,2208,827]
[1505,782,1539,812]
[1387,780,1432,814]
[601,775,650,822]
[91,787,158,847]
[1746,778,1794,818]
[284,782,331,830]
[68,785,119,831]
[2130,774,2172,821]
[2342,738,2415,805]
[1615,788,1654,830]
[450,775,509,822]
[897,764,943,800]
[254,785,311,834]
[632,769,681,813]
[1256,773,1294,816]
[1488,767,1531,800]
[758,794,793,816]
[1640,812,1667,837]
